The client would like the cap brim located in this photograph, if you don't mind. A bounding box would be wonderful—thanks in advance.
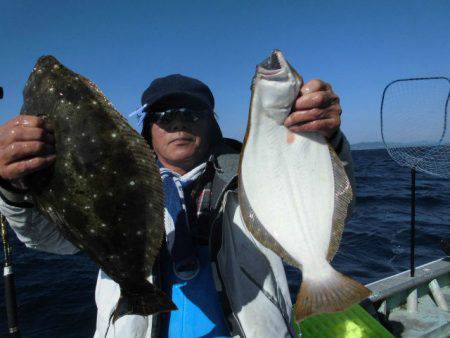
[148,92,212,111]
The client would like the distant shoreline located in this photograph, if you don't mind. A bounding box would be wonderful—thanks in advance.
[351,142,385,151]
[351,141,450,151]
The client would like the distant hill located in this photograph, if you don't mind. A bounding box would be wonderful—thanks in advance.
[351,141,385,150]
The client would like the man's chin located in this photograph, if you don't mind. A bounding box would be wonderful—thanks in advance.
[168,149,197,164]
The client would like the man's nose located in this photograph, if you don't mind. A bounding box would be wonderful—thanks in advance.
[168,114,186,132]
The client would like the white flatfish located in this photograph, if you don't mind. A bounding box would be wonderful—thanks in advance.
[238,50,371,322]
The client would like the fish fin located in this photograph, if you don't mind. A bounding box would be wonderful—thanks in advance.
[238,175,301,268]
[326,145,353,262]
[112,282,177,323]
[294,267,371,322]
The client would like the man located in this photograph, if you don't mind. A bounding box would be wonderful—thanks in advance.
[0,73,354,337]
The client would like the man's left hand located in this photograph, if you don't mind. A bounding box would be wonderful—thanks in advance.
[284,79,341,139]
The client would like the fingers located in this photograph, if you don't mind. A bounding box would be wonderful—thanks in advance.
[0,155,56,180]
[294,88,339,111]
[0,126,54,146]
[3,141,54,164]
[6,115,53,131]
[286,79,342,138]
[300,79,331,95]
[0,115,56,180]
[287,117,340,138]
[285,108,329,126]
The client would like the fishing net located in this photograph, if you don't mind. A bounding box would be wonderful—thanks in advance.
[380,77,450,177]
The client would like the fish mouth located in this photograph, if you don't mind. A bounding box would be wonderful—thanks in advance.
[257,50,286,76]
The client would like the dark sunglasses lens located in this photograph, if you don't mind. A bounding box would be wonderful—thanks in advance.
[158,112,175,125]
[151,109,208,125]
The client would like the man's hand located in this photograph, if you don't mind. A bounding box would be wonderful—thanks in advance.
[284,79,341,139]
[0,115,55,183]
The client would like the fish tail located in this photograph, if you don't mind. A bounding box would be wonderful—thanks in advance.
[112,282,177,323]
[294,265,371,322]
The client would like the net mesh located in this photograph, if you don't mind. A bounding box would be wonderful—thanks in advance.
[380,77,450,177]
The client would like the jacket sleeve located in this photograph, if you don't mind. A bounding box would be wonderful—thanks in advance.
[328,129,356,213]
[0,187,79,255]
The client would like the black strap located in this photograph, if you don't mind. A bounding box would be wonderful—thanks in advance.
[0,179,33,208]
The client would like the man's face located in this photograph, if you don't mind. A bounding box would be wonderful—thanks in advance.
[151,112,211,173]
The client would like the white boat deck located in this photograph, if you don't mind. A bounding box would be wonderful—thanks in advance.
[367,258,450,337]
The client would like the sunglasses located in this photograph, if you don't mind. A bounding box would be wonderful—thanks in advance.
[148,108,210,125]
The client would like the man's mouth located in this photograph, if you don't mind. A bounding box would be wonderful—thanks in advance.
[170,136,194,145]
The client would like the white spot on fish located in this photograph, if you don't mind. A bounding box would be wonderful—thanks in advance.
[107,191,113,197]
[93,194,97,198]
[81,132,86,137]
[66,137,71,142]
[60,99,65,104]
[53,64,60,70]
[89,229,96,234]
[59,92,64,97]
[101,223,107,228]
[92,100,98,105]
[74,77,79,81]
[49,87,55,93]
[136,230,142,236]
[37,69,43,74]
[84,205,90,210]
[62,197,67,201]
[65,116,70,120]
[91,138,96,143]
[89,174,94,178]
[101,166,106,170]
[48,207,53,212]
[113,171,117,175]
[129,180,135,186]
[111,133,117,138]
[76,105,81,110]
[122,202,127,207]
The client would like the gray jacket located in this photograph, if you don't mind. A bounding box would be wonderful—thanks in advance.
[0,130,354,338]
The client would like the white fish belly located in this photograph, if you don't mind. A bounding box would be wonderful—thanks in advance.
[241,115,335,268]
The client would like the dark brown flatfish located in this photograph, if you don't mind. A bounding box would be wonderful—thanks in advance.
[21,55,176,321]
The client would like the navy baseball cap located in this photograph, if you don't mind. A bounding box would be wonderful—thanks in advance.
[141,74,214,112]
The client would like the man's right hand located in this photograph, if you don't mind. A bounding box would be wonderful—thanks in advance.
[0,115,55,184]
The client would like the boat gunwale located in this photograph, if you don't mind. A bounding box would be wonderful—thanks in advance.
[366,257,450,303]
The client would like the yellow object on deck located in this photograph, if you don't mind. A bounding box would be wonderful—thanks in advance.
[295,304,394,338]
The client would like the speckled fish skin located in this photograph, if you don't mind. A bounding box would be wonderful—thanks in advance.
[20,55,176,319]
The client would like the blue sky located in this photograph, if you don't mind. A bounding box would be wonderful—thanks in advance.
[1,0,449,144]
